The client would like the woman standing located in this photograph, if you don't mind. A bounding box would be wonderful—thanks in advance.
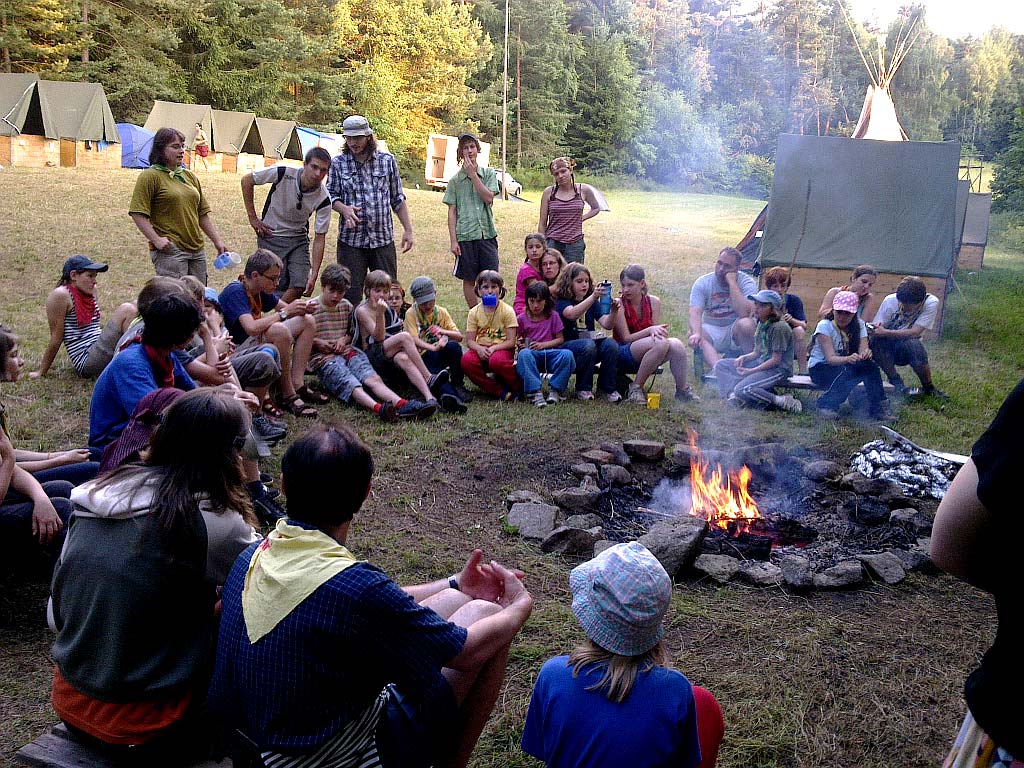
[538,156,608,264]
[129,127,230,285]
[192,122,210,171]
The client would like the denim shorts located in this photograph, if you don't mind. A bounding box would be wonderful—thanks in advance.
[317,350,376,402]
[617,342,640,374]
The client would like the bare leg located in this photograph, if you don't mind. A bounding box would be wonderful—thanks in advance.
[393,350,434,401]
[350,387,380,411]
[631,337,668,388]
[793,326,807,374]
[113,303,138,332]
[286,315,316,392]
[665,338,689,390]
[266,324,297,399]
[699,336,722,369]
[364,374,402,403]
[241,457,260,483]
[463,281,477,308]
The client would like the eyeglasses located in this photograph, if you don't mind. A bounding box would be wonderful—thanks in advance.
[232,432,249,451]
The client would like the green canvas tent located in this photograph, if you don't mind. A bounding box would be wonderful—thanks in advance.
[212,109,263,155]
[0,73,41,136]
[1,75,119,141]
[256,117,302,161]
[143,101,213,150]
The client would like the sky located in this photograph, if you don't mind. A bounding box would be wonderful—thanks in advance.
[848,0,1024,39]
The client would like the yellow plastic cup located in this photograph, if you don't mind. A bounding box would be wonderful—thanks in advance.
[646,392,661,410]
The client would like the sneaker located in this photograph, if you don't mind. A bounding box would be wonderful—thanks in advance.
[252,415,287,444]
[546,390,566,404]
[777,394,803,413]
[903,386,924,398]
[452,385,473,404]
[530,391,547,408]
[923,386,949,401]
[259,472,274,485]
[675,387,700,403]
[440,392,468,414]
[627,384,647,404]
[427,369,450,394]
[396,399,437,419]
[377,401,398,422]
[577,391,595,401]
[418,399,439,419]
[250,491,287,526]
[603,390,622,403]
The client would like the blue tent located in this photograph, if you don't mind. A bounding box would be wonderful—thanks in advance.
[117,123,154,168]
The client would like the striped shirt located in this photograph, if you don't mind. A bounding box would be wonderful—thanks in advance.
[63,305,102,374]
[309,297,354,371]
[326,150,406,249]
[545,186,585,243]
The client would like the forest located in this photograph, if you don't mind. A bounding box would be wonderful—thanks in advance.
[3,0,1024,202]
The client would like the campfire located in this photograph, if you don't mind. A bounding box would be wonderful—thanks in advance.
[687,430,761,534]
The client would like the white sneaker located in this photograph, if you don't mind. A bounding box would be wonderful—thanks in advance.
[777,394,803,413]
[603,391,623,403]
[627,384,647,404]
[530,391,547,408]
[547,390,567,404]
[577,391,595,401]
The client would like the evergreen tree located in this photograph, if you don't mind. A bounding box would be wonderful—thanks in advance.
[991,108,1024,212]
[0,0,77,73]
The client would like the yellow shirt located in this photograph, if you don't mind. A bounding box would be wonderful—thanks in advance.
[467,301,516,347]
[129,167,211,252]
[404,305,460,344]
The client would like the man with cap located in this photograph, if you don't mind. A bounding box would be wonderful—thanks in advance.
[241,147,333,304]
[687,246,757,369]
[443,133,501,308]
[403,275,472,410]
[327,115,414,304]
[33,256,137,379]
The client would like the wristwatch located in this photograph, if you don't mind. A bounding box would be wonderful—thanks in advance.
[278,309,287,321]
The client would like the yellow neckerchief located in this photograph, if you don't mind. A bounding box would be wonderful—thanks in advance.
[242,519,361,643]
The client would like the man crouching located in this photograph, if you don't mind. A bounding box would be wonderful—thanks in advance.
[209,425,533,768]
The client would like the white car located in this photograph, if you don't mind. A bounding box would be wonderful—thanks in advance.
[495,171,522,196]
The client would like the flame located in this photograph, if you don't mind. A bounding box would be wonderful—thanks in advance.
[687,430,761,533]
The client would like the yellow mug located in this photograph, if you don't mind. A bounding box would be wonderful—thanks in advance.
[646,392,661,410]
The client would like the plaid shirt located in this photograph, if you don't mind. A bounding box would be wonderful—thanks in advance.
[326,149,407,249]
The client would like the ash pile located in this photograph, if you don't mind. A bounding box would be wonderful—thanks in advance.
[849,440,960,500]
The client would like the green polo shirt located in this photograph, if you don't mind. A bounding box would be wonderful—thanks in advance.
[443,166,500,242]
[129,167,211,252]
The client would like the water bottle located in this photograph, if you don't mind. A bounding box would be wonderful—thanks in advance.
[597,281,613,316]
[214,251,242,270]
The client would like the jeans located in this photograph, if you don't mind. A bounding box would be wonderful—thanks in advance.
[516,348,575,394]
[810,360,887,414]
[546,237,586,264]
[32,462,99,486]
[869,336,929,388]
[563,338,617,394]
[421,340,465,386]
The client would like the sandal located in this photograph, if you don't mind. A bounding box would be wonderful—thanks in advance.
[263,399,285,419]
[282,395,318,418]
[296,385,330,405]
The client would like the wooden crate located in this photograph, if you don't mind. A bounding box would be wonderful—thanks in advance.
[771,266,950,338]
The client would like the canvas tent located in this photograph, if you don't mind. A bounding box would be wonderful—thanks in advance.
[256,118,303,165]
[117,123,154,168]
[143,101,215,170]
[1,74,120,168]
[958,192,992,270]
[760,134,960,335]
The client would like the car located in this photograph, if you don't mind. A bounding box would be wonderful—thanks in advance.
[495,171,522,196]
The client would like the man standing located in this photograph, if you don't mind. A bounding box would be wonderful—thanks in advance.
[444,133,501,307]
[688,246,757,369]
[327,115,414,304]
[210,425,533,768]
[241,147,333,304]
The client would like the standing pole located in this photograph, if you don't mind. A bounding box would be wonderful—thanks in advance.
[501,0,510,200]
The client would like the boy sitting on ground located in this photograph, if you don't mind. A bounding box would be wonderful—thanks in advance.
[310,265,424,421]
[404,275,471,413]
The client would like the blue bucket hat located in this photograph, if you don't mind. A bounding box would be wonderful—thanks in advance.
[570,542,672,656]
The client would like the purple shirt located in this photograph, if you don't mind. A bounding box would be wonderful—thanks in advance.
[517,311,565,344]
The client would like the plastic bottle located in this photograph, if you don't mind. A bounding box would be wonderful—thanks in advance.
[597,281,613,315]
[214,251,242,270]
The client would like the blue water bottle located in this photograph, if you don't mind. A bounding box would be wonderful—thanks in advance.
[214,251,241,270]
[597,281,612,315]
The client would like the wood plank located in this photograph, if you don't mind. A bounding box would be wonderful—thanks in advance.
[16,725,231,768]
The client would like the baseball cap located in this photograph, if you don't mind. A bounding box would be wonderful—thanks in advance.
[341,115,373,137]
[747,289,783,310]
[570,542,672,657]
[410,276,436,305]
[832,290,860,314]
[203,287,222,309]
[62,255,109,280]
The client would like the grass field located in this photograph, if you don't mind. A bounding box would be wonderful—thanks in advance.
[0,166,1020,767]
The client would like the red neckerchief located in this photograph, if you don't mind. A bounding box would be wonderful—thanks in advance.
[623,295,653,333]
[243,278,264,320]
[68,285,98,327]
[143,344,175,388]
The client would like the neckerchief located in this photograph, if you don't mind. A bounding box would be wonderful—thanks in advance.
[623,295,653,333]
[151,163,189,184]
[415,305,440,343]
[68,285,98,327]
[143,344,175,388]
[242,278,264,320]
[242,519,361,643]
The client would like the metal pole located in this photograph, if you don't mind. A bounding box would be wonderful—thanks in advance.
[501,0,510,200]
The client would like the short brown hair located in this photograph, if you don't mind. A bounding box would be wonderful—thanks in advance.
[763,266,791,289]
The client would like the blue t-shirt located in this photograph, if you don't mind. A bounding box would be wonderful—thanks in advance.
[783,293,806,322]
[555,299,608,343]
[521,655,702,768]
[219,280,278,345]
[88,343,196,449]
[209,538,467,752]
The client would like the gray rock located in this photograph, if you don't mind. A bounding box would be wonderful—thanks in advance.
[553,485,604,513]
[779,554,814,590]
[669,443,696,470]
[505,490,546,509]
[570,463,600,480]
[889,508,933,536]
[600,464,633,486]
[804,460,843,482]
[857,552,906,585]
[839,496,891,526]
[840,472,900,497]
[890,547,931,571]
[507,502,560,541]
[565,513,603,529]
[638,518,708,577]
[587,526,605,539]
[623,439,666,462]
[813,560,864,589]
[580,449,615,465]
[540,526,600,556]
[580,474,600,490]
[693,554,740,583]
[593,540,616,557]
[598,442,632,467]
[732,443,788,471]
[737,560,784,587]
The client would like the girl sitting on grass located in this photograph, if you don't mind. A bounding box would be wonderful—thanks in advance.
[554,263,621,402]
[516,281,576,408]
[514,233,546,315]
[713,289,802,413]
[462,270,521,401]
[612,264,697,404]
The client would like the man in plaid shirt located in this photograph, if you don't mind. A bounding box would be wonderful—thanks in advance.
[327,115,415,304]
